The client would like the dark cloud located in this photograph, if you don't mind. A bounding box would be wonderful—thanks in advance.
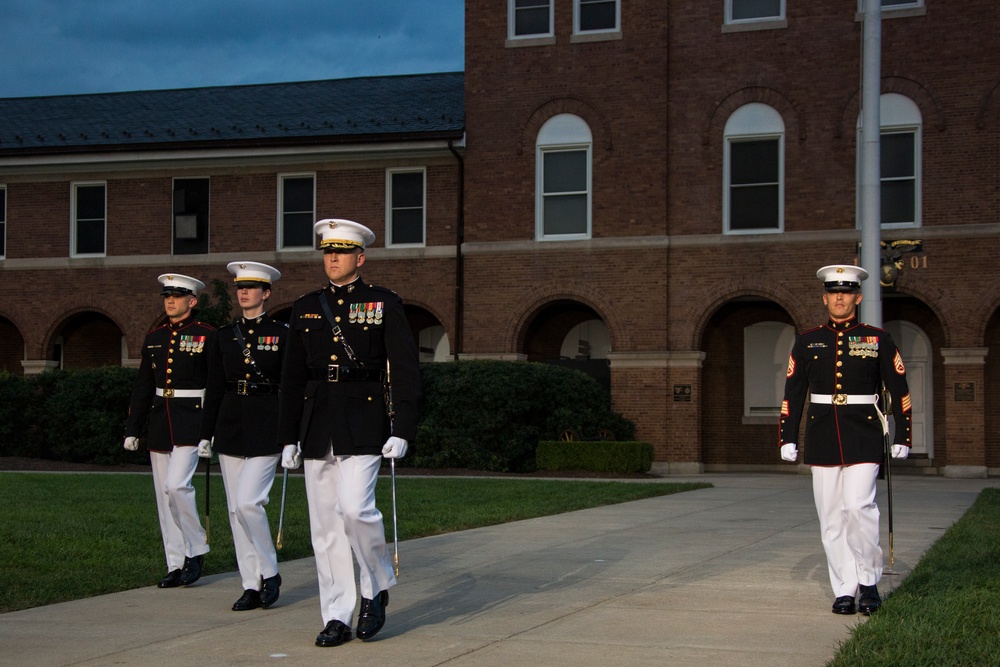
[0,0,464,97]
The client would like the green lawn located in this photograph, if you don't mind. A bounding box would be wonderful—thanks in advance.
[829,488,1000,667]
[0,471,708,613]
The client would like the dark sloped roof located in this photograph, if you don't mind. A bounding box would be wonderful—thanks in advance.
[0,72,464,154]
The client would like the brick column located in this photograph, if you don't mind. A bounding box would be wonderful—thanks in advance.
[940,348,988,479]
[608,351,705,475]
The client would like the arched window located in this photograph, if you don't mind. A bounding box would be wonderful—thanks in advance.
[857,93,922,228]
[724,103,785,234]
[536,114,593,240]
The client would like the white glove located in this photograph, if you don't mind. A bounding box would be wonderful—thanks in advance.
[780,443,798,462]
[123,436,138,452]
[281,444,302,469]
[891,444,909,459]
[197,439,212,458]
[382,436,408,459]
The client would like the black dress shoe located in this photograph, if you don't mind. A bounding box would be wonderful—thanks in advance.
[858,584,882,615]
[157,569,183,588]
[178,554,204,586]
[261,573,281,608]
[232,589,262,611]
[832,595,857,615]
[356,590,389,640]
[315,620,352,647]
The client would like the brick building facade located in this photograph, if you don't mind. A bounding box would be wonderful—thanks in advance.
[1,1,998,476]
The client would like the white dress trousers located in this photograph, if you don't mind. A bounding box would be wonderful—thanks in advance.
[149,447,209,572]
[219,453,281,591]
[304,451,397,625]
[811,463,883,598]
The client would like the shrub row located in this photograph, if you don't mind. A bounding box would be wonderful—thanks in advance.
[412,360,634,472]
[1,360,635,472]
[0,368,146,465]
[536,441,654,474]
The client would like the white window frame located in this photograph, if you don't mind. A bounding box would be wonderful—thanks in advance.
[0,184,6,259]
[855,0,926,20]
[856,93,922,229]
[858,0,924,10]
[386,167,427,248]
[573,0,620,36]
[725,0,786,27]
[71,181,107,257]
[536,114,593,241]
[723,103,785,235]
[509,0,554,40]
[277,172,316,250]
[744,322,795,419]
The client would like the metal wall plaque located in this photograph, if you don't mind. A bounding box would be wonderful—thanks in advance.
[673,385,692,402]
[954,382,975,402]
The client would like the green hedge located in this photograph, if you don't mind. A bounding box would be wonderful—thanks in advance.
[0,368,147,465]
[2,359,635,472]
[536,441,654,474]
[413,360,634,473]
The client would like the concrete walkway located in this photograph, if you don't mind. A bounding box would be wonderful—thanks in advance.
[2,473,996,666]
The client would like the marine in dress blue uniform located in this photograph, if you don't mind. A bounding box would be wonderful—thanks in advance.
[124,273,214,588]
[277,219,421,648]
[199,261,287,611]
[779,265,912,615]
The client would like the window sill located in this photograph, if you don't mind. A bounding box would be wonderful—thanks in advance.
[743,415,779,425]
[506,36,557,48]
[724,227,783,236]
[855,7,926,21]
[570,30,623,44]
[722,19,787,33]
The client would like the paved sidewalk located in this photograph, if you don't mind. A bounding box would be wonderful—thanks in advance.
[2,473,995,666]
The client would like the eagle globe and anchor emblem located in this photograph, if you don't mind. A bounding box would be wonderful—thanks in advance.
[857,239,923,288]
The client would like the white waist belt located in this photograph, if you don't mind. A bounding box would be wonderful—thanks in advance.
[155,387,206,399]
[810,393,878,406]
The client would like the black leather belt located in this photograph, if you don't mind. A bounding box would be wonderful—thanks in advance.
[308,365,386,382]
[226,380,280,395]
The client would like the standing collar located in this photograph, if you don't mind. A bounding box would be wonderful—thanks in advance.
[828,316,859,331]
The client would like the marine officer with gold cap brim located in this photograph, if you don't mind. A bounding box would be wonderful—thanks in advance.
[277,218,421,647]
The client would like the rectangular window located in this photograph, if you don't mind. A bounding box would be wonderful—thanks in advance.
[727,138,781,232]
[576,0,619,33]
[744,322,795,418]
[172,178,210,255]
[881,131,916,226]
[279,174,315,249]
[0,185,5,258]
[727,0,784,23]
[387,168,426,246]
[540,148,590,238]
[511,0,552,38]
[72,182,106,256]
